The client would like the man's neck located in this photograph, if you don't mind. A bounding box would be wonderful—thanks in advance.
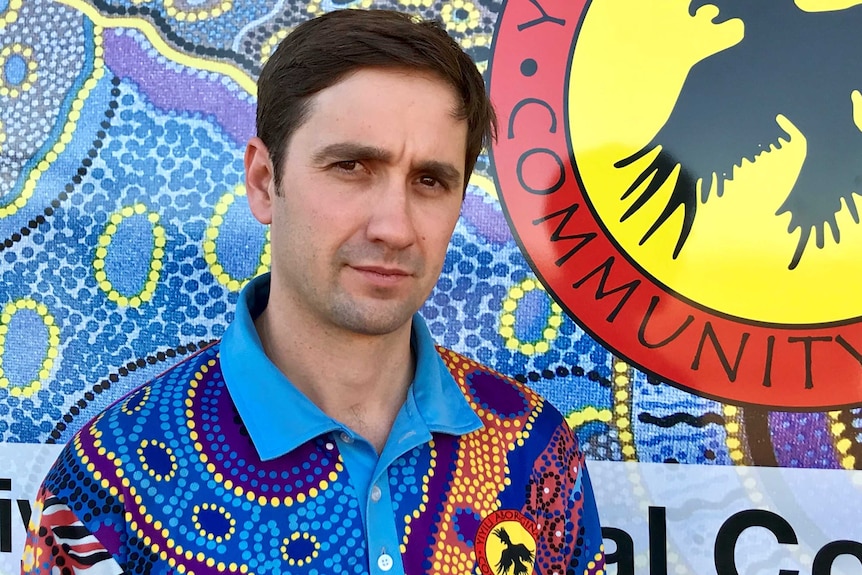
[253,301,415,454]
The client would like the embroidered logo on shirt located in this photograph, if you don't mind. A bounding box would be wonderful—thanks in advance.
[475,510,538,575]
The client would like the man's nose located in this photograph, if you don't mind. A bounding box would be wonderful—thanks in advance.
[365,180,417,249]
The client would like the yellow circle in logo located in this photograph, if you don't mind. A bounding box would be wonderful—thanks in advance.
[481,520,536,575]
[569,0,862,324]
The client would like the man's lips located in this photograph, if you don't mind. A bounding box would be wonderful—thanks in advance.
[350,265,413,281]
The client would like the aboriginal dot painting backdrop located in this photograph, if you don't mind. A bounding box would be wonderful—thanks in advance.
[5,0,862,573]
[0,0,634,455]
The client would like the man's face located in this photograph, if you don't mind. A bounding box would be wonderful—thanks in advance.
[252,68,468,337]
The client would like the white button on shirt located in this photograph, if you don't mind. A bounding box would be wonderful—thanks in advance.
[371,485,382,502]
[340,431,353,444]
[377,553,394,571]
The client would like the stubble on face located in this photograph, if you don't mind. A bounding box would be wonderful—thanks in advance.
[320,242,430,336]
[266,68,467,340]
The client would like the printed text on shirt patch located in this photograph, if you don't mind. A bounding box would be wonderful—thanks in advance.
[475,509,538,575]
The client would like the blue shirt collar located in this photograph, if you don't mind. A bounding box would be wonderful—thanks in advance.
[220,273,482,461]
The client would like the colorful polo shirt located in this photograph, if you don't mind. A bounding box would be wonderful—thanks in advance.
[23,277,605,575]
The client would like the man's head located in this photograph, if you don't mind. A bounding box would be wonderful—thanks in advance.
[255,9,496,190]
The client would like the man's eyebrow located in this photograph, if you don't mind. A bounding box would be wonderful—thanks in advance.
[312,143,463,186]
[311,143,391,164]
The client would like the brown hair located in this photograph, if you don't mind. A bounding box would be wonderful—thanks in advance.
[256,9,497,190]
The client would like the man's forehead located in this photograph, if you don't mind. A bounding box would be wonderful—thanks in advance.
[308,66,463,116]
[293,71,466,146]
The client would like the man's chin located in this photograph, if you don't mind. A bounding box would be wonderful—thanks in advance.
[328,300,418,337]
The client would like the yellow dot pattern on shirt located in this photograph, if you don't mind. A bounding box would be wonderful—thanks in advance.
[122,480,253,575]
[137,439,178,482]
[121,386,151,415]
[73,413,123,508]
[187,357,341,506]
[73,379,255,575]
[85,424,175,569]
[1,26,104,219]
[423,349,542,572]
[281,532,320,566]
[588,549,606,574]
[191,503,236,543]
[400,442,438,555]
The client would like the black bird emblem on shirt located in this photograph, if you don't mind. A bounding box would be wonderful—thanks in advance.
[493,527,534,575]
[614,1,862,269]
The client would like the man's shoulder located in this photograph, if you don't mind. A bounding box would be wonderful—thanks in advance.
[46,341,229,496]
[433,345,568,429]
[77,340,224,438]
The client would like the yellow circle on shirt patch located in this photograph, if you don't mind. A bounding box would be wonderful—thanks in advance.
[475,510,537,575]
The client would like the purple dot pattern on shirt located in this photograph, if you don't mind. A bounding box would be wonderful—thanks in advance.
[39,343,605,574]
[56,345,368,575]
[466,369,530,417]
[186,358,341,502]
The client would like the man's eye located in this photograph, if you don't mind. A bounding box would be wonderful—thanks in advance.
[334,160,358,171]
[419,176,441,188]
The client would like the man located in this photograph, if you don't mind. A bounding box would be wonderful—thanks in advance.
[23,9,604,575]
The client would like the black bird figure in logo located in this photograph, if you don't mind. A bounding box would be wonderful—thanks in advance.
[614,1,862,269]
[493,527,534,575]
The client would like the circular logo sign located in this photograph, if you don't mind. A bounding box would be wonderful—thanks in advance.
[490,0,862,408]
[475,510,538,575]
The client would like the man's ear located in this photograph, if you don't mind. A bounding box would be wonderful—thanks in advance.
[244,137,276,225]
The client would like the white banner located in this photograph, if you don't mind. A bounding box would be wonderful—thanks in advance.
[2,446,862,575]
[591,461,862,575]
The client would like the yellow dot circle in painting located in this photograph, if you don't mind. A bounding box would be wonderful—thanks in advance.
[0,43,38,98]
[499,278,563,355]
[397,0,433,8]
[0,0,22,30]
[568,1,862,324]
[0,298,60,398]
[93,203,165,307]
[467,173,498,201]
[203,185,270,292]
